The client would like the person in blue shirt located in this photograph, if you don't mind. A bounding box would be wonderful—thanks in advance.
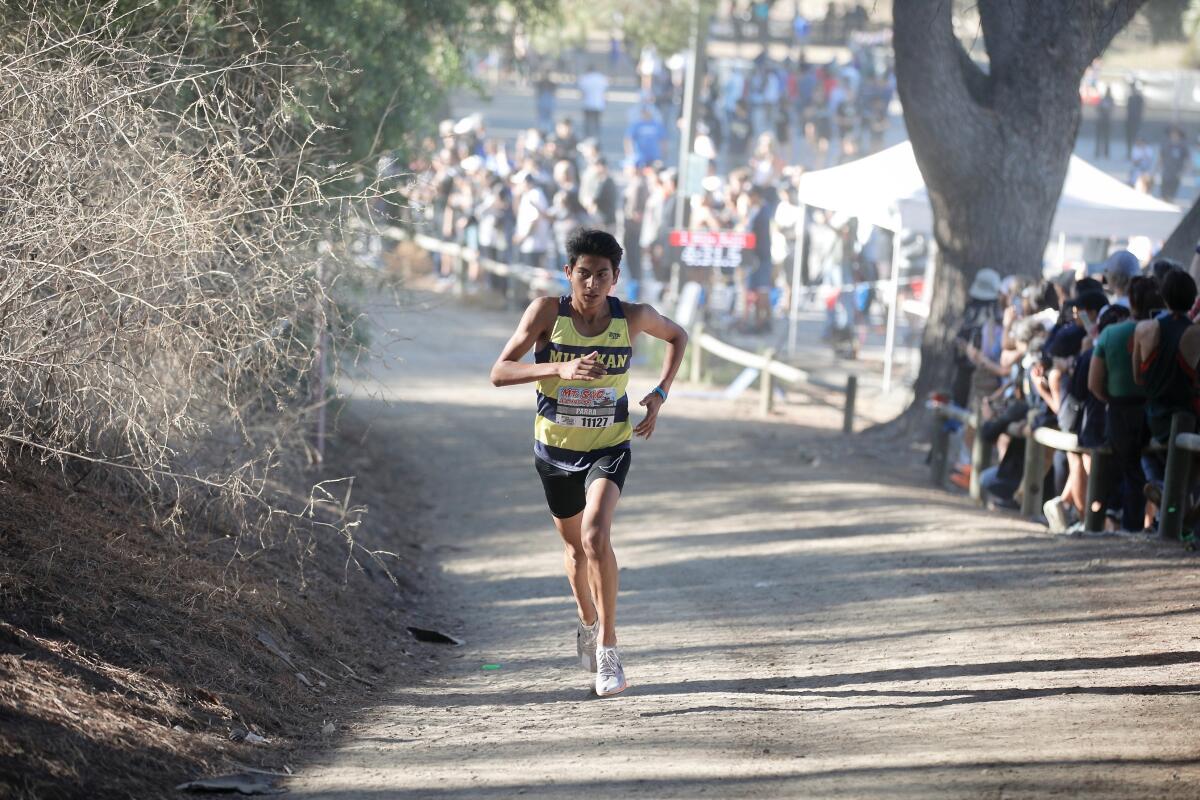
[625,105,666,167]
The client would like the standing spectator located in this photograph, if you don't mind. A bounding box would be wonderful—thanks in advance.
[702,74,724,152]
[860,72,892,154]
[639,168,677,283]
[1037,321,1090,531]
[721,98,748,164]
[549,118,579,169]
[534,71,557,133]
[953,269,1003,408]
[805,81,832,164]
[1125,81,1145,159]
[1134,270,1200,449]
[476,174,513,263]
[742,184,775,333]
[1095,86,1114,159]
[748,132,784,186]
[550,189,595,267]
[1159,125,1190,203]
[1103,249,1140,308]
[625,104,666,168]
[1090,276,1161,533]
[637,45,661,93]
[792,11,810,45]
[746,64,769,136]
[581,155,618,232]
[794,63,816,154]
[513,173,552,269]
[822,2,842,42]
[620,163,649,288]
[578,64,609,140]
[1129,137,1156,192]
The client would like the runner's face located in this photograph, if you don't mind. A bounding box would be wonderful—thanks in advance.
[566,255,618,308]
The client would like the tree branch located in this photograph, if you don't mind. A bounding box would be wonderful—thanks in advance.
[978,0,1026,81]
[894,0,988,136]
[1085,0,1151,62]
[1159,195,1200,266]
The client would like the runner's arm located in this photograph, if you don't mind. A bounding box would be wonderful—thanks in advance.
[626,303,688,439]
[490,298,607,386]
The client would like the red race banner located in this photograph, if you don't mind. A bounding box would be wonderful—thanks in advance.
[668,230,756,249]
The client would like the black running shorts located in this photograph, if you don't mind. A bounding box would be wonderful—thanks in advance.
[534,450,630,518]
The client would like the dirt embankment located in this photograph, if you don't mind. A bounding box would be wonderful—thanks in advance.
[0,405,436,799]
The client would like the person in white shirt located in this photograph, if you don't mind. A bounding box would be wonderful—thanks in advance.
[578,65,609,140]
[515,174,553,269]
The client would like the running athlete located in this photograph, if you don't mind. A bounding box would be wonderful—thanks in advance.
[490,228,688,696]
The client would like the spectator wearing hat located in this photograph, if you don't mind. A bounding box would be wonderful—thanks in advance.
[952,268,1003,408]
[1102,249,1140,308]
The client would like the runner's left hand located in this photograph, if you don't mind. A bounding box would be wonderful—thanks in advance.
[635,392,663,439]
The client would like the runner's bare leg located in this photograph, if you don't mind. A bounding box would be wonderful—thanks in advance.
[552,512,597,626]
[581,478,622,647]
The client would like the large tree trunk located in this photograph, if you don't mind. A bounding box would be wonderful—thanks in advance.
[1159,194,1200,267]
[893,0,1146,409]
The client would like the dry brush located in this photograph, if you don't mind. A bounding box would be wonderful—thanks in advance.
[0,3,378,555]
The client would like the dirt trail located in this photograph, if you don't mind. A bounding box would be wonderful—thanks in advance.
[290,293,1200,799]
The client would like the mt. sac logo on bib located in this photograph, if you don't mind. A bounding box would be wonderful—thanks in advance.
[556,386,617,428]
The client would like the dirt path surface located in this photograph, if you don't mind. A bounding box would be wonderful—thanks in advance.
[290,294,1200,799]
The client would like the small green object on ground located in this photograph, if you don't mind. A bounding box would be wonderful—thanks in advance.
[482,664,502,670]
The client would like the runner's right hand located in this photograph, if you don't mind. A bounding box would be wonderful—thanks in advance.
[557,351,607,381]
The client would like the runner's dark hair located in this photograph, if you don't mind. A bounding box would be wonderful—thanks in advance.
[566,227,623,270]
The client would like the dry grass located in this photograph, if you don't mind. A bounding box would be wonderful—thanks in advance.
[0,406,427,800]
[0,5,427,797]
[0,2,384,551]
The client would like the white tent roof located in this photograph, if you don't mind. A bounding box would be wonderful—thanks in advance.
[796,141,1183,240]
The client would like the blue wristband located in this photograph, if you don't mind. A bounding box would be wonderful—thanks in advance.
[652,386,668,402]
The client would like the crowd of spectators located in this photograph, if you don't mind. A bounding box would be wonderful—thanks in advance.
[950,250,1200,539]
[402,35,896,344]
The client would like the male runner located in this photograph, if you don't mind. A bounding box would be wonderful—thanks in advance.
[490,228,688,696]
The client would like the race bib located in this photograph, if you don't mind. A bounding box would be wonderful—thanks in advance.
[556,386,617,428]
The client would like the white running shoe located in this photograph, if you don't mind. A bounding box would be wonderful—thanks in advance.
[595,646,628,696]
[1043,498,1071,532]
[576,620,598,672]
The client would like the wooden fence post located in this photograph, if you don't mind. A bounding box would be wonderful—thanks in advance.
[930,408,950,487]
[453,243,467,297]
[689,322,705,384]
[1159,412,1195,541]
[842,375,857,434]
[1020,410,1044,517]
[1083,448,1112,533]
[969,397,991,505]
[760,349,776,417]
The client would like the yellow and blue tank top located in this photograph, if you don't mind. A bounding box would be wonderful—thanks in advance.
[533,296,633,470]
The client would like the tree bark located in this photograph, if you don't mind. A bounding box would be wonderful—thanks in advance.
[893,0,1146,407]
[1159,194,1200,267]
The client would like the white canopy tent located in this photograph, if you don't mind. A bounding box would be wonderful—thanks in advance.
[789,141,1185,391]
